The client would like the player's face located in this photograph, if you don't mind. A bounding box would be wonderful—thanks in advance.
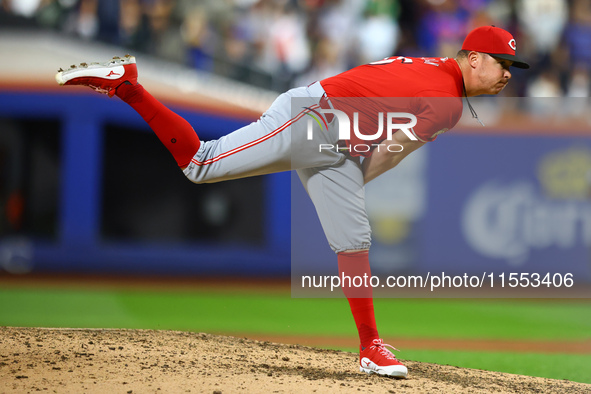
[478,54,513,95]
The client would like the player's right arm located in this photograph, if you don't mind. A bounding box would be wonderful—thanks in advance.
[361,130,424,184]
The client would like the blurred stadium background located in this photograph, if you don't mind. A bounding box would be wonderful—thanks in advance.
[1,0,591,280]
[1,0,591,384]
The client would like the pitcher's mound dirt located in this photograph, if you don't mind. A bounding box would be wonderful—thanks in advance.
[1,327,589,393]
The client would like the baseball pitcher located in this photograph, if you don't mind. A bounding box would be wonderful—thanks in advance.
[56,26,529,378]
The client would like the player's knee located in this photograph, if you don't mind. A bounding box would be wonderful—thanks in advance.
[326,226,371,254]
[182,165,204,184]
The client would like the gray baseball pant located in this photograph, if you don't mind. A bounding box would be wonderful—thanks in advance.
[182,82,371,252]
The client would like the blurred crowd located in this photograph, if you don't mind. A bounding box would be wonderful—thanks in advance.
[1,0,590,96]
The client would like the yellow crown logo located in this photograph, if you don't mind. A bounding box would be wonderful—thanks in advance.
[538,147,591,199]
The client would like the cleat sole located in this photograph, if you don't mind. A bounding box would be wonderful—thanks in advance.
[360,365,407,378]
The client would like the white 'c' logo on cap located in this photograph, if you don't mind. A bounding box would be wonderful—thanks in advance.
[508,39,516,51]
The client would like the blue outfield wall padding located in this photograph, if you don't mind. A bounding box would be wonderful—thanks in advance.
[31,241,290,277]
[0,92,252,137]
[0,91,291,277]
[59,110,103,247]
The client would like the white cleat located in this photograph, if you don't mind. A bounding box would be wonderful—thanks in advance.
[359,339,408,378]
[55,55,137,97]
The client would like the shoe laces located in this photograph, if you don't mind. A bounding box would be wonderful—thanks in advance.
[370,339,399,360]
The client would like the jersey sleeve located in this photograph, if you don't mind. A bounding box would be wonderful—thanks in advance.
[409,93,463,143]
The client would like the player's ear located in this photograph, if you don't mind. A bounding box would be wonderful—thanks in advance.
[468,51,480,69]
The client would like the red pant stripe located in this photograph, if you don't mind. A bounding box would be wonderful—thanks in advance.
[190,104,320,167]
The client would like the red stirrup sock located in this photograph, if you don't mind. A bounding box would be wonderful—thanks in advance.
[115,82,201,168]
[338,250,379,349]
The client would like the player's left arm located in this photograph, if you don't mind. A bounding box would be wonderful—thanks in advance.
[362,130,424,184]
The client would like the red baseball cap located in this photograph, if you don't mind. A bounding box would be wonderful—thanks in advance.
[462,26,530,69]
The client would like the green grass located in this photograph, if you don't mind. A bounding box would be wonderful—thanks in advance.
[1,285,590,383]
[399,350,591,384]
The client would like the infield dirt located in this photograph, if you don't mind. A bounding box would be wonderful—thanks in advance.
[1,327,589,393]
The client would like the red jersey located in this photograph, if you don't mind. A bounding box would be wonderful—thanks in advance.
[320,56,464,157]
